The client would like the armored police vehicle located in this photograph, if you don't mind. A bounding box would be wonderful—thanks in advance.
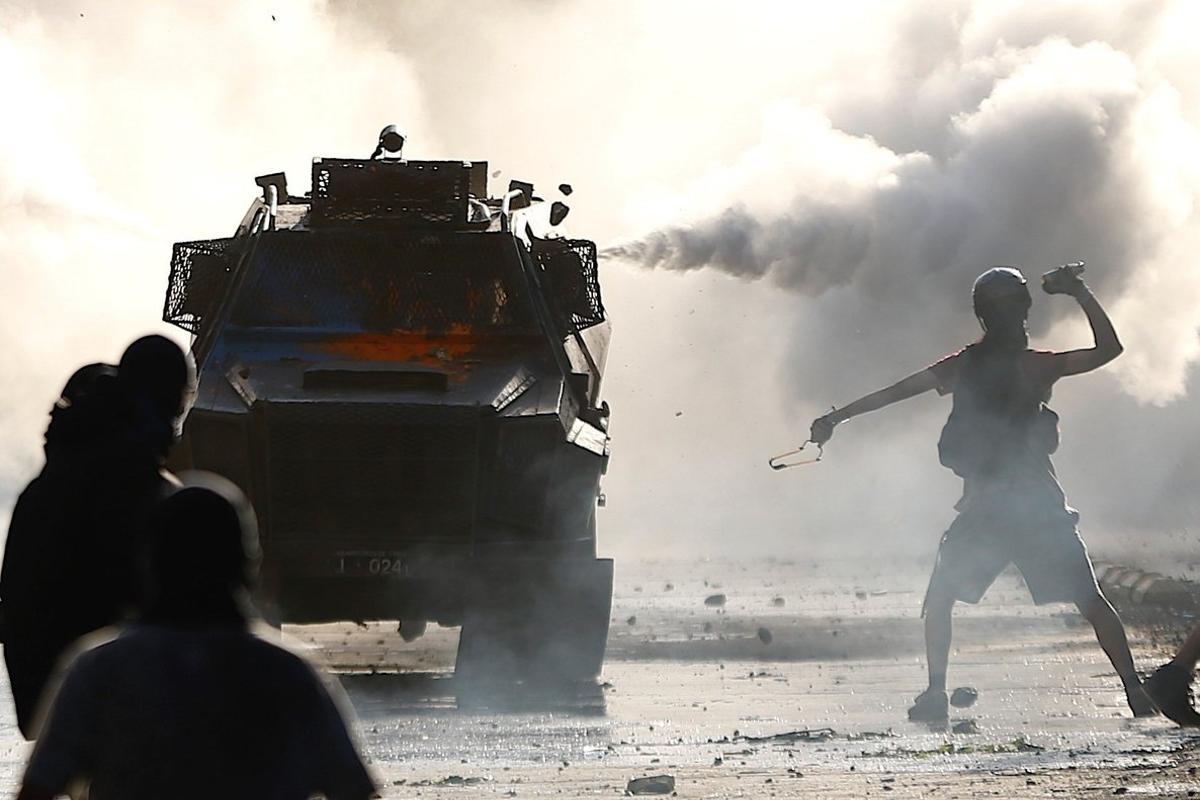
[163,131,613,681]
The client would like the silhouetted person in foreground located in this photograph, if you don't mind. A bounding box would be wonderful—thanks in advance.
[16,476,378,800]
[0,335,190,738]
[809,266,1154,722]
[1144,627,1200,725]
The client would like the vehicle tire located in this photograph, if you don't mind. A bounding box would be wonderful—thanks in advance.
[455,557,614,687]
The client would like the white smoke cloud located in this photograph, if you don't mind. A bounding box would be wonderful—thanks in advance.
[3,0,1199,561]
[0,0,426,497]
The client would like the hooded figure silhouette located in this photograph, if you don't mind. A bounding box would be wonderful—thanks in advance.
[1,336,189,739]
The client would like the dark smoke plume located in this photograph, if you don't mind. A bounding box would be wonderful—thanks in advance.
[598,5,1200,559]
[605,38,1200,405]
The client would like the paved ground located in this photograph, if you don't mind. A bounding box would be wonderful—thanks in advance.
[2,557,1199,797]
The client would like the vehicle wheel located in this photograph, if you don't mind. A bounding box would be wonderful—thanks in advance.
[455,558,613,687]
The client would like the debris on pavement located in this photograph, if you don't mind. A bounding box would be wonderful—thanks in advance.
[951,686,979,708]
[757,627,774,645]
[411,775,493,787]
[737,727,836,743]
[952,719,979,734]
[625,774,675,795]
[724,728,894,745]
[844,730,897,741]
[705,593,727,607]
[861,737,1044,758]
[771,596,786,607]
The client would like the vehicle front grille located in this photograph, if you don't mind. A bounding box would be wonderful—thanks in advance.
[257,402,480,545]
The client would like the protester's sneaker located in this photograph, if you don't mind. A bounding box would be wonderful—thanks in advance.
[1144,662,1200,726]
[907,688,949,722]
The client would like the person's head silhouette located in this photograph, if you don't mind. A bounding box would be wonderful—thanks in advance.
[146,474,261,625]
[972,267,1031,349]
[118,334,194,422]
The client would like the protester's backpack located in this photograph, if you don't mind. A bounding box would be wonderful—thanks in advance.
[937,344,1060,479]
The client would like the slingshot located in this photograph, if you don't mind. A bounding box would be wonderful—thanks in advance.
[768,440,824,470]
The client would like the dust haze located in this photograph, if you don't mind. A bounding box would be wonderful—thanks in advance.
[3,1,1199,563]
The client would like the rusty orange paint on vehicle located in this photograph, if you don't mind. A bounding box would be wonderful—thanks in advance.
[313,331,545,375]
[315,331,477,363]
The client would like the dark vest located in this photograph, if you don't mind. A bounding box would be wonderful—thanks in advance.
[937,344,1059,480]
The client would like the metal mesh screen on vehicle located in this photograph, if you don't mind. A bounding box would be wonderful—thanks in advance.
[533,238,605,332]
[163,237,239,333]
[230,230,540,334]
[311,159,471,227]
[260,402,480,542]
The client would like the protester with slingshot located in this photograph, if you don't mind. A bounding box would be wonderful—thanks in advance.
[806,263,1155,722]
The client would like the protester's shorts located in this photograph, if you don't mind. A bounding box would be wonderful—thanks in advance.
[923,505,1101,613]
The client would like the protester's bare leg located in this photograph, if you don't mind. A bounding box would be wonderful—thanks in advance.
[925,590,954,692]
[1076,593,1155,716]
[1077,593,1138,684]
[909,588,954,721]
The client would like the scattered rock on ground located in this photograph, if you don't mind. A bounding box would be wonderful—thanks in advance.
[950,686,979,708]
[626,774,675,795]
[705,593,727,607]
[757,627,774,645]
[772,596,786,607]
[952,719,979,734]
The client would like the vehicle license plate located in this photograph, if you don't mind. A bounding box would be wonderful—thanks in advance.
[333,553,406,577]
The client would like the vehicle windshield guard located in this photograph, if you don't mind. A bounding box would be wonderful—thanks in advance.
[227,231,540,334]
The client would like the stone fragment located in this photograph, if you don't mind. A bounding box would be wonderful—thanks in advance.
[626,775,675,795]
[950,687,979,708]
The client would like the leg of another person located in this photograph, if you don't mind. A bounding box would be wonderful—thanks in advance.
[1172,627,1200,670]
[1145,625,1200,725]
